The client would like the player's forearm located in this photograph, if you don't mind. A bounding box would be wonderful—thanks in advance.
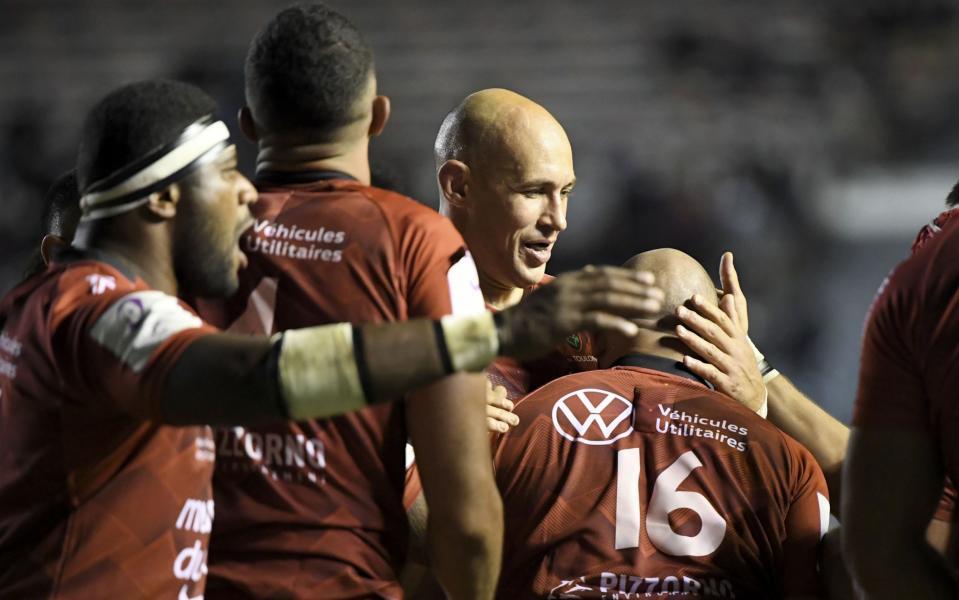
[162,314,501,425]
[847,538,957,599]
[426,489,503,600]
[766,374,848,509]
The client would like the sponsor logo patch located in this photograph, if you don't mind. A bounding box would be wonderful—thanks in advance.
[90,291,203,372]
[551,388,634,445]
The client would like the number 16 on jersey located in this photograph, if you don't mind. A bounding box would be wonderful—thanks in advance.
[615,448,726,556]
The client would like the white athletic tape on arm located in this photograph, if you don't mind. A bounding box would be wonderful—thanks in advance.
[440,311,499,372]
[276,322,366,420]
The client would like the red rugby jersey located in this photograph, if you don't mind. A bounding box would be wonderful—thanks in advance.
[854,217,959,496]
[0,252,216,599]
[492,358,829,599]
[196,174,482,599]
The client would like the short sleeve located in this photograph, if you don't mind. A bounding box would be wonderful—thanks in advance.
[399,212,482,319]
[852,270,928,431]
[779,445,830,597]
[51,270,216,420]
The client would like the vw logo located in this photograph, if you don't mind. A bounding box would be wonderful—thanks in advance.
[551,388,634,445]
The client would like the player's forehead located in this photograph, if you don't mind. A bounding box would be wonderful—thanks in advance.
[491,124,575,188]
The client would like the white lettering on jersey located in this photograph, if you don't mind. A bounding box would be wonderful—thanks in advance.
[89,291,203,372]
[175,498,215,534]
[447,252,485,316]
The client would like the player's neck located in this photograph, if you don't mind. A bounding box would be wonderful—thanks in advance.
[74,222,178,295]
[480,275,526,311]
[605,332,688,367]
[254,136,371,185]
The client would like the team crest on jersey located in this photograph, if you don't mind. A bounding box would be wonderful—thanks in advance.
[565,334,582,351]
[86,274,116,295]
[551,388,634,446]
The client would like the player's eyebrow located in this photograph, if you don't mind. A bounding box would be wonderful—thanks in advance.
[513,177,577,190]
[216,145,238,166]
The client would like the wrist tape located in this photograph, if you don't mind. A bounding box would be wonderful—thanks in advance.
[748,336,780,384]
[277,313,500,420]
[276,323,366,420]
[435,311,500,373]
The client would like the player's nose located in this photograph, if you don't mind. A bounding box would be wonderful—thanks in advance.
[541,193,567,233]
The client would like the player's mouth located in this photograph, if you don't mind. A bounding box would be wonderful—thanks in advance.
[234,218,254,269]
[521,240,553,266]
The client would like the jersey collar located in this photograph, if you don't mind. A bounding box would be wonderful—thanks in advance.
[612,353,714,390]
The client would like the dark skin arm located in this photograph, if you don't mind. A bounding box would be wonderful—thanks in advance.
[163,265,664,425]
[842,426,958,599]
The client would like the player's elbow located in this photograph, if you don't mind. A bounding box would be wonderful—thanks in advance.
[429,485,503,554]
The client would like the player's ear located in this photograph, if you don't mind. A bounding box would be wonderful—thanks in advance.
[438,160,470,208]
[39,234,67,265]
[238,106,259,143]
[369,95,390,138]
[144,184,180,221]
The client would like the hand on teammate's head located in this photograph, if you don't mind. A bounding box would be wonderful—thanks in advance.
[496,264,664,360]
[674,264,766,413]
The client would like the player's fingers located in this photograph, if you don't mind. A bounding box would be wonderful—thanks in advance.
[580,265,657,288]
[486,416,510,433]
[719,294,742,331]
[487,406,519,427]
[580,274,665,304]
[579,312,640,338]
[587,291,662,317]
[681,355,732,391]
[675,324,734,373]
[487,394,514,411]
[688,294,739,337]
[675,305,733,353]
[719,252,749,332]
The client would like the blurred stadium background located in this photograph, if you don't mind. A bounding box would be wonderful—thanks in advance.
[3,0,958,422]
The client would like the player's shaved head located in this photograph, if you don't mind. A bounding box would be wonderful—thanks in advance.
[623,248,718,321]
[435,89,575,303]
[435,88,571,176]
[598,249,718,368]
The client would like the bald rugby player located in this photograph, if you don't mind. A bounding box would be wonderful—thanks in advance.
[433,89,853,510]
[0,80,662,599]
[493,249,830,600]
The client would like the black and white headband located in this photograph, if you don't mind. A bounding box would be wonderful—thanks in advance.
[80,116,231,221]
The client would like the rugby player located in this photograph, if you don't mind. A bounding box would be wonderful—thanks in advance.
[843,209,959,597]
[435,88,597,412]
[493,249,830,599]
[195,5,660,599]
[0,79,665,599]
[432,89,847,512]
[21,170,81,279]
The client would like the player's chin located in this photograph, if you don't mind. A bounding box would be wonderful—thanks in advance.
[513,259,547,287]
